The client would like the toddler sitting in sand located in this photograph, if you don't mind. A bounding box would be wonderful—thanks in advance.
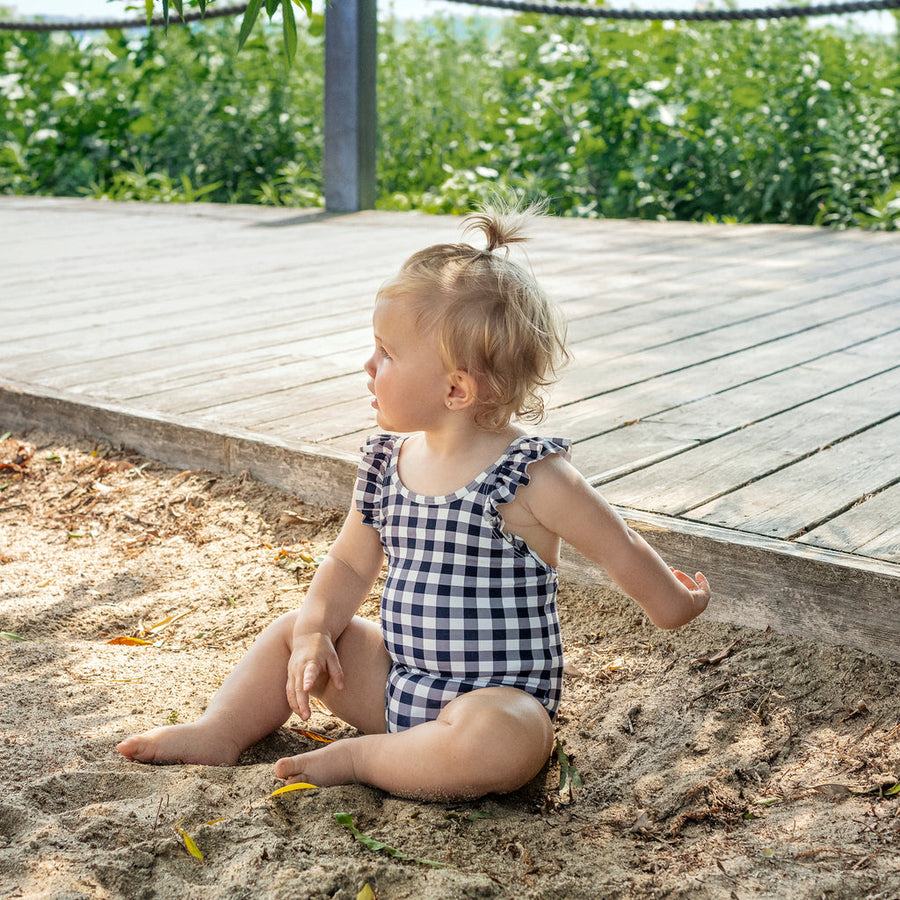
[118,206,709,800]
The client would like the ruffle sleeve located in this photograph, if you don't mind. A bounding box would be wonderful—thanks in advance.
[354,433,401,530]
[487,436,571,520]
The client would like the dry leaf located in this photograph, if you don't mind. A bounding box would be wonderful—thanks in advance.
[813,783,854,799]
[270,783,318,797]
[107,636,154,646]
[289,727,335,744]
[631,810,653,832]
[140,609,193,638]
[280,510,323,527]
[171,825,204,861]
[692,640,740,668]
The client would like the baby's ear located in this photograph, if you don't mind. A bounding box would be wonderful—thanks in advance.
[448,369,479,409]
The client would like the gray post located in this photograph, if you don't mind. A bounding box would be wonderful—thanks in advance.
[324,0,377,212]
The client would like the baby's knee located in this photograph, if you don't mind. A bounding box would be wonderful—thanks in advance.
[441,689,554,793]
[260,609,301,650]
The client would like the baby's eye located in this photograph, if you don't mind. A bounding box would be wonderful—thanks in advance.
[378,345,391,360]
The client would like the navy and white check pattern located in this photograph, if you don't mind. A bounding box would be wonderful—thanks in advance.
[355,433,569,732]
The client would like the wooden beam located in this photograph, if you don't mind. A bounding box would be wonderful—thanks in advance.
[0,381,357,510]
[5,378,899,663]
[561,508,900,663]
[324,0,377,212]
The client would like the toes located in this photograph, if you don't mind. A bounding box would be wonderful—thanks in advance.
[116,737,146,761]
[274,754,306,780]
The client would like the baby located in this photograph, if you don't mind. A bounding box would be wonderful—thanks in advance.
[117,206,710,800]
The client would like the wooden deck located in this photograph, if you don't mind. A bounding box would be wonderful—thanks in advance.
[1,197,898,659]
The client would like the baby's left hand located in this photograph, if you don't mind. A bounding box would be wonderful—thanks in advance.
[670,568,711,621]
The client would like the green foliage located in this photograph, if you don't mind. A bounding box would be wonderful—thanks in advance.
[1,11,897,226]
[148,0,311,63]
[374,14,899,225]
[0,18,323,204]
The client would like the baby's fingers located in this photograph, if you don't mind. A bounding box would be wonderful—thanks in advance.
[302,660,322,692]
[694,571,711,596]
[287,662,318,720]
[324,654,345,692]
[669,567,696,588]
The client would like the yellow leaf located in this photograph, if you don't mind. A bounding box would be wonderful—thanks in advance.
[172,825,204,861]
[270,782,318,797]
[141,609,193,637]
[358,885,376,900]
[291,727,335,743]
[107,636,154,646]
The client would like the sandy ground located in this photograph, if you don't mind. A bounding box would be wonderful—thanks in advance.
[2,430,900,900]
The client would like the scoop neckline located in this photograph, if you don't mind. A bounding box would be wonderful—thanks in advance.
[391,434,534,505]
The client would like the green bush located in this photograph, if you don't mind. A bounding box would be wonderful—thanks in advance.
[0,10,898,226]
[0,18,324,203]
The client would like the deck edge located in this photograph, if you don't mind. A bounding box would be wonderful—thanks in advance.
[563,509,900,663]
[4,379,898,664]
[0,380,358,509]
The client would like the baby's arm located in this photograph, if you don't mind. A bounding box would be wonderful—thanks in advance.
[527,457,710,628]
[287,508,384,719]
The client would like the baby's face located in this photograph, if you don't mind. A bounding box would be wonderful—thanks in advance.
[363,294,450,433]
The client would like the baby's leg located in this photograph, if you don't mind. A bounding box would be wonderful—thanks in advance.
[274,686,554,801]
[117,613,389,766]
[117,610,298,765]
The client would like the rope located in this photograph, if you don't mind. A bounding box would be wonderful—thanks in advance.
[0,0,897,33]
[0,3,248,32]
[442,0,900,20]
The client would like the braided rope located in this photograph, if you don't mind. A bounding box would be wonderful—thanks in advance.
[0,3,248,32]
[442,0,900,20]
[0,0,896,33]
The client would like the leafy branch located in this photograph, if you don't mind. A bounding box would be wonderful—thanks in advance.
[141,0,313,64]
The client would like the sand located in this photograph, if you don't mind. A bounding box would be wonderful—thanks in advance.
[1,431,899,900]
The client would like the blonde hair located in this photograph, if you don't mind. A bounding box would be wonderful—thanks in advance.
[378,204,568,431]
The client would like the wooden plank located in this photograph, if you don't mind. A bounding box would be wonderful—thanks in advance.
[798,485,900,563]
[50,311,372,398]
[0,380,358,509]
[548,302,900,445]
[143,349,368,415]
[0,268,381,338]
[563,248,900,347]
[560,509,900,664]
[578,336,900,483]
[185,305,898,451]
[210,372,369,426]
[597,368,900,517]
[564,255,900,351]
[552,293,899,413]
[687,414,900,539]
[263,398,377,445]
[14,320,371,393]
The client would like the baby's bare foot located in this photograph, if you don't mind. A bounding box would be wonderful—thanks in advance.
[117,723,241,767]
[274,742,356,788]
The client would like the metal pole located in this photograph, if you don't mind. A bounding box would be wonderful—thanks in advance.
[324,0,377,212]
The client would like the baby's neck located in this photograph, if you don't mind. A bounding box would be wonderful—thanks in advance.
[397,426,524,497]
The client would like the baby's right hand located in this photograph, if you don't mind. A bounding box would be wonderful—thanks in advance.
[286,631,344,721]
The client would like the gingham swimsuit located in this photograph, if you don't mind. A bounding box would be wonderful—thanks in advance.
[355,433,568,733]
